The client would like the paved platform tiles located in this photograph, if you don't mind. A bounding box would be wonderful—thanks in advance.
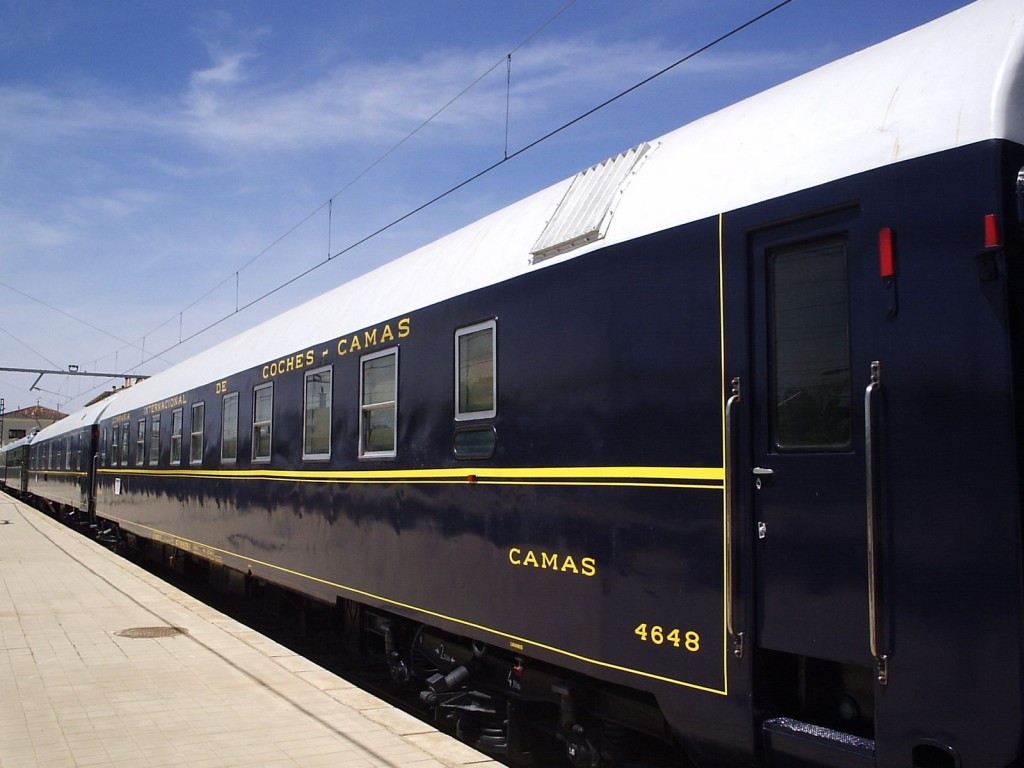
[0,494,502,768]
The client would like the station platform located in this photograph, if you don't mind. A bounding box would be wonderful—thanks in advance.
[0,494,500,768]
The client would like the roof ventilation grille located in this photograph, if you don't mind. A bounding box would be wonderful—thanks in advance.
[530,142,651,264]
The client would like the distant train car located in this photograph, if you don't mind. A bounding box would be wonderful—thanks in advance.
[27,396,120,523]
[1,432,33,494]
[14,1,1024,766]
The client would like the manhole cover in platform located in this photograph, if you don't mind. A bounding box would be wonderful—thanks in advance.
[115,626,189,639]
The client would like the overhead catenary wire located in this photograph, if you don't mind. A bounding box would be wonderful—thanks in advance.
[0,323,62,370]
[48,0,583,407]
[0,280,171,365]
[505,54,513,160]
[123,0,583,359]
[48,0,795,405]
[124,0,795,373]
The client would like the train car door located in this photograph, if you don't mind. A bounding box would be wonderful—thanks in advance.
[747,208,876,682]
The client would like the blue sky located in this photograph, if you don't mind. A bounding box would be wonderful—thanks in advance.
[0,0,970,416]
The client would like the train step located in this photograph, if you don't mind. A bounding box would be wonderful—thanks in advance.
[762,717,875,768]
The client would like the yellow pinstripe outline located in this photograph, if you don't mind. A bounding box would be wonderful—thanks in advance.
[718,211,730,696]
[104,512,728,695]
[98,465,724,488]
[93,230,737,697]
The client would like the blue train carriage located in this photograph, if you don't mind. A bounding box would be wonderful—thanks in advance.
[88,1,1024,766]
[1,432,34,494]
[26,396,123,523]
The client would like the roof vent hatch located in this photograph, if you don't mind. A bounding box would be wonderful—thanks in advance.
[530,142,652,263]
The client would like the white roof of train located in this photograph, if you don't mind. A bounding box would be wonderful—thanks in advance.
[33,393,126,444]
[1,433,35,453]
[49,0,1024,427]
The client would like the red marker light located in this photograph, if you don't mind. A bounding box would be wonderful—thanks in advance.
[878,228,895,279]
[984,213,1000,249]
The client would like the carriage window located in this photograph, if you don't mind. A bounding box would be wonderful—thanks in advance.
[190,402,205,464]
[455,320,496,421]
[150,414,161,465]
[136,419,146,466]
[360,349,397,458]
[303,367,332,460]
[121,424,130,466]
[252,383,273,461]
[110,425,119,466]
[222,392,238,462]
[769,239,852,450]
[170,408,183,464]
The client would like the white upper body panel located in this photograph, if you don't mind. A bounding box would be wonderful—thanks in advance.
[52,0,1024,426]
[1,433,33,453]
[34,393,126,444]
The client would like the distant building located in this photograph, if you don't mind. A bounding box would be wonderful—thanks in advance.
[1,405,66,447]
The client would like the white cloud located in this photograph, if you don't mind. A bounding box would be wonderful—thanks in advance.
[0,29,809,162]
[191,50,256,88]
[173,33,811,154]
[0,207,72,255]
[0,15,816,412]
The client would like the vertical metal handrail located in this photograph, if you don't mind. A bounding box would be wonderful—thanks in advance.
[865,361,888,684]
[90,452,99,525]
[725,377,744,658]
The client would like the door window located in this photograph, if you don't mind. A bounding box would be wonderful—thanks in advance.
[769,239,852,451]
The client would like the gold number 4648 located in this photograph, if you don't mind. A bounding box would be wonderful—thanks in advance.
[634,623,699,652]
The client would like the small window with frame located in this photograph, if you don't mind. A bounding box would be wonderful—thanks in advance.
[149,417,161,466]
[303,366,332,460]
[221,392,238,462]
[170,408,183,464]
[359,348,397,458]
[135,419,145,466]
[455,320,496,421]
[252,383,273,462]
[110,425,119,466]
[454,426,496,459]
[121,423,130,466]
[150,414,161,465]
[190,402,205,464]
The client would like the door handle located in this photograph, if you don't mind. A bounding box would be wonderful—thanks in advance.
[724,377,744,658]
[753,466,774,490]
[865,360,888,685]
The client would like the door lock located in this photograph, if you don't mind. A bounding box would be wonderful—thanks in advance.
[753,467,774,490]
